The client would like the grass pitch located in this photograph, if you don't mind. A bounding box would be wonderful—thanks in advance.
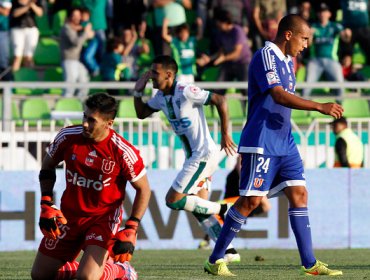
[0,249,369,279]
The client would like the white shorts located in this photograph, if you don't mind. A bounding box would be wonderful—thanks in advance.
[11,27,39,57]
[172,151,218,195]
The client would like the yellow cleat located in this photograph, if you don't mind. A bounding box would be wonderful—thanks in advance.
[301,260,343,276]
[204,258,236,277]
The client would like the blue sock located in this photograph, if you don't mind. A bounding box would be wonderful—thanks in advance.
[289,207,316,268]
[209,206,247,263]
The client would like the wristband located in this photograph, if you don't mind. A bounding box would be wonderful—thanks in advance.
[133,90,143,98]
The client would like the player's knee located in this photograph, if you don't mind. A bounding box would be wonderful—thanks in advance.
[30,269,51,280]
[289,187,308,207]
[166,196,187,210]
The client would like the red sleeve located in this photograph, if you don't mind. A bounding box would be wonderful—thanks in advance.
[119,138,146,182]
[47,126,82,163]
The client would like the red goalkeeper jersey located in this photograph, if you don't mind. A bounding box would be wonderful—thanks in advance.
[47,125,146,217]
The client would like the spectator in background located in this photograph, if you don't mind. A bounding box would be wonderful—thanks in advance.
[0,0,12,80]
[60,7,94,98]
[80,0,107,64]
[251,0,286,51]
[339,0,370,65]
[208,9,252,98]
[151,0,191,56]
[112,0,147,38]
[162,21,197,83]
[10,0,43,71]
[121,25,150,81]
[100,37,125,95]
[80,7,100,77]
[210,0,250,35]
[341,53,366,81]
[303,3,350,99]
[331,117,364,168]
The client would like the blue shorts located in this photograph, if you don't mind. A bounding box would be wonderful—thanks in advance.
[239,149,306,198]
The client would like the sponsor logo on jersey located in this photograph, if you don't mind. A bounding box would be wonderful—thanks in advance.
[102,159,115,174]
[48,136,66,157]
[88,150,97,157]
[122,153,136,179]
[66,169,111,190]
[86,233,104,241]
[266,71,278,85]
[253,178,264,188]
[189,85,200,94]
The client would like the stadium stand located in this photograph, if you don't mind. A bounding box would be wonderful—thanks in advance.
[34,38,61,66]
[21,98,51,126]
[13,68,43,95]
[117,98,137,118]
[341,99,370,118]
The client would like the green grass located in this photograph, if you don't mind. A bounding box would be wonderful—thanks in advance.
[1,249,370,279]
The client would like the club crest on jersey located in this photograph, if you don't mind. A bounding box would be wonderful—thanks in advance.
[266,71,278,85]
[189,85,200,94]
[102,159,115,174]
[85,156,94,166]
[253,178,264,188]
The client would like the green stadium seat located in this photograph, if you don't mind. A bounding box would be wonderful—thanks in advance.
[34,38,61,66]
[291,109,312,125]
[35,14,53,37]
[117,98,137,118]
[52,9,67,36]
[341,99,370,118]
[201,66,220,81]
[21,98,51,126]
[309,98,336,120]
[352,43,366,65]
[53,98,83,125]
[44,67,64,95]
[13,68,44,95]
[295,65,306,83]
[227,98,245,125]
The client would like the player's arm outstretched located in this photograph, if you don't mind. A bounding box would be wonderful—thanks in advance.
[133,71,156,119]
[270,86,344,119]
[210,93,237,156]
[111,174,151,262]
[38,154,67,240]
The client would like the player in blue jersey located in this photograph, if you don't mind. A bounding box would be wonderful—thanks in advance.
[133,55,241,263]
[204,14,344,276]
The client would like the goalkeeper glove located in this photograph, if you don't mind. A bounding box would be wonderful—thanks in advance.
[111,217,140,262]
[39,196,67,240]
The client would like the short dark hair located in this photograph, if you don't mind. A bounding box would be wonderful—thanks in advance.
[175,23,190,35]
[106,37,123,53]
[85,93,118,120]
[214,8,233,24]
[67,7,81,19]
[276,14,309,37]
[153,55,178,74]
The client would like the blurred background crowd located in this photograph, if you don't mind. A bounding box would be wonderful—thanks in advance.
[0,0,369,98]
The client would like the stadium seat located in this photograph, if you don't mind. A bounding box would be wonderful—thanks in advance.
[201,66,220,81]
[309,98,336,120]
[291,109,312,125]
[227,98,245,125]
[13,68,44,95]
[352,43,366,65]
[44,67,64,94]
[52,9,67,36]
[35,14,53,37]
[21,98,51,126]
[341,99,370,118]
[117,98,137,118]
[54,98,83,125]
[34,38,61,66]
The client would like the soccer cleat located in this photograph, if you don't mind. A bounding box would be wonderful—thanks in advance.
[224,248,241,264]
[224,253,241,264]
[115,261,138,280]
[301,260,343,276]
[204,259,236,277]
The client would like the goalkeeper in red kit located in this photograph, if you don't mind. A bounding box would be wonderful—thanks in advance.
[31,93,151,280]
